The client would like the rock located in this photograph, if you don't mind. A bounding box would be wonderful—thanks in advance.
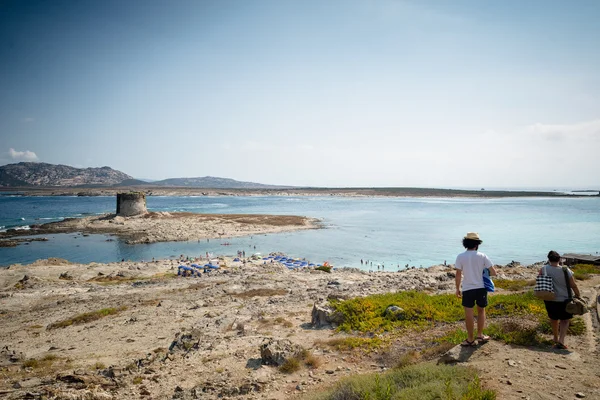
[59,272,73,280]
[384,305,405,320]
[259,338,302,367]
[16,378,42,388]
[508,360,517,367]
[437,344,476,364]
[325,370,335,374]
[311,303,343,327]
[575,393,585,398]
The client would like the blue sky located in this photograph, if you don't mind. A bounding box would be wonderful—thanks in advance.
[1,0,599,188]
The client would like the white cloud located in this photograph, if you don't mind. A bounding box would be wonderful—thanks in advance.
[9,148,39,162]
[525,119,600,142]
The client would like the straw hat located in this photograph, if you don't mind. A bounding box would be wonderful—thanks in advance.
[464,232,482,242]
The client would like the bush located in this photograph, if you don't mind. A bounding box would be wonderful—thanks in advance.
[486,321,550,347]
[315,265,332,273]
[330,291,545,333]
[279,348,322,374]
[306,363,495,400]
[493,279,535,291]
[571,263,600,274]
[538,317,586,336]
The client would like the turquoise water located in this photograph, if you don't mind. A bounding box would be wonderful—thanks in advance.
[1,195,599,268]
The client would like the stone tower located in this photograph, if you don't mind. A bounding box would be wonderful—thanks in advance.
[116,192,147,216]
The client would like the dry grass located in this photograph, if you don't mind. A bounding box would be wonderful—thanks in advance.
[258,316,294,328]
[185,282,210,291]
[394,350,422,369]
[279,349,322,374]
[47,306,127,330]
[314,336,384,351]
[2,354,72,382]
[233,288,288,298]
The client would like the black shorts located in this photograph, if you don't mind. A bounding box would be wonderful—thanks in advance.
[462,288,488,308]
[544,300,573,321]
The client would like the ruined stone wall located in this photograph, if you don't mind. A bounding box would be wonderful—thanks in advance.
[116,192,147,216]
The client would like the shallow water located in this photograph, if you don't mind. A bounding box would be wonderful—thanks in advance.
[1,195,599,268]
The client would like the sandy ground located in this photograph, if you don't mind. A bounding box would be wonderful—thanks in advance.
[0,259,598,400]
[1,212,320,245]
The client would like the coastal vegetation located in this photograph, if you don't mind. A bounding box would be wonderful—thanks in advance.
[305,363,495,400]
[492,278,534,291]
[571,263,600,280]
[46,306,127,330]
[329,290,584,348]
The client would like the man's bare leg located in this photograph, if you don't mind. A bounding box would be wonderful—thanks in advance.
[464,307,475,342]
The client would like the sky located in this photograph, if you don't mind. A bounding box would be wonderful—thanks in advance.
[1,0,599,188]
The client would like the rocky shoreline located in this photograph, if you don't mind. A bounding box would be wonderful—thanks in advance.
[2,256,598,399]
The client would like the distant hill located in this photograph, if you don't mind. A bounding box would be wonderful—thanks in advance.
[0,162,133,187]
[0,162,288,189]
[148,176,288,189]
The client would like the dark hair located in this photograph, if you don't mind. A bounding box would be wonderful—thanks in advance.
[463,238,482,249]
[547,250,560,262]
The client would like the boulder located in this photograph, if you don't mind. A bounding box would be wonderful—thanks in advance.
[311,303,343,327]
[259,338,302,367]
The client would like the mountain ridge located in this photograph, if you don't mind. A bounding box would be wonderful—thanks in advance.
[0,162,286,189]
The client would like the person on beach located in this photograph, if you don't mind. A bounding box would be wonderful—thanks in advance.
[455,232,497,346]
[540,250,580,349]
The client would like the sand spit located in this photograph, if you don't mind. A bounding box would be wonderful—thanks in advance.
[1,186,587,198]
[1,257,598,399]
[1,212,321,245]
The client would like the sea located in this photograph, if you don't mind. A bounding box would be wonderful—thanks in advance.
[1,194,599,269]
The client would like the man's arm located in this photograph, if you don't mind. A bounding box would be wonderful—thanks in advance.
[489,266,497,276]
[455,269,462,297]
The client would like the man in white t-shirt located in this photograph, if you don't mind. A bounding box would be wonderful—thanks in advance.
[455,232,497,346]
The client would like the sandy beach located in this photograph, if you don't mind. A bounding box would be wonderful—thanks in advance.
[1,256,599,400]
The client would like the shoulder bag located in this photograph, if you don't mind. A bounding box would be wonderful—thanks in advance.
[563,267,587,315]
[534,266,555,300]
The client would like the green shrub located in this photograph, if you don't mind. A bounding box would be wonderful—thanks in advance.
[570,263,600,274]
[573,271,590,281]
[538,317,586,336]
[315,336,384,351]
[330,291,545,333]
[306,363,495,400]
[315,265,332,273]
[486,322,550,347]
[493,279,535,291]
